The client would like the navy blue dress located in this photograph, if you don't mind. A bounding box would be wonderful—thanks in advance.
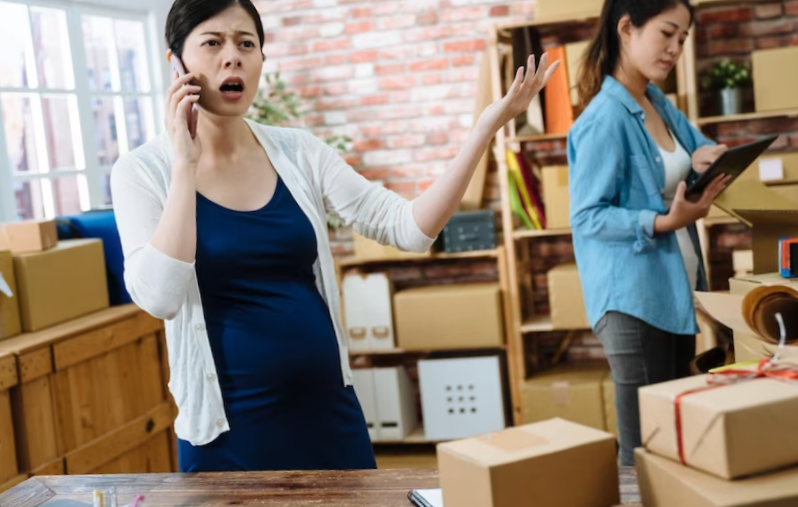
[177,176,376,472]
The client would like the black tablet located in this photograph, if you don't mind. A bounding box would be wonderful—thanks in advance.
[685,134,779,203]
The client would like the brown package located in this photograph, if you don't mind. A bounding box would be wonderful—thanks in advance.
[637,448,798,507]
[0,220,57,254]
[521,364,608,431]
[438,418,619,507]
[0,251,21,340]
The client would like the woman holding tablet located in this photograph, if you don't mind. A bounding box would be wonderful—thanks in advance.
[567,0,729,465]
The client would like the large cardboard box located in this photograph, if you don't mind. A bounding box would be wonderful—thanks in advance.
[14,239,110,332]
[521,364,608,431]
[437,418,619,507]
[601,372,617,437]
[394,283,503,351]
[640,371,798,479]
[342,272,396,352]
[547,264,590,329]
[752,46,798,113]
[352,232,430,262]
[726,273,798,362]
[636,448,798,507]
[0,220,57,254]
[535,0,604,20]
[0,252,20,340]
[542,166,570,230]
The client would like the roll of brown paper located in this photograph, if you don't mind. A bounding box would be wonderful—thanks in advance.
[741,285,798,345]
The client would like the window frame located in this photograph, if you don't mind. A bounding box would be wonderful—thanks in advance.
[0,0,164,222]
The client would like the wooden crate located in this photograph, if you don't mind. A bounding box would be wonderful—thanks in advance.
[0,305,175,477]
[0,350,24,494]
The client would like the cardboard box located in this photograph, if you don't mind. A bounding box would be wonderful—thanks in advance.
[521,364,608,431]
[342,272,395,352]
[0,251,21,340]
[565,41,590,106]
[547,264,590,329]
[535,0,604,20]
[636,448,798,507]
[419,356,505,441]
[640,371,798,480]
[0,220,57,254]
[542,166,570,230]
[352,232,430,262]
[437,418,619,507]
[601,372,617,437]
[394,283,503,351]
[14,239,110,332]
[712,165,798,274]
[752,46,798,113]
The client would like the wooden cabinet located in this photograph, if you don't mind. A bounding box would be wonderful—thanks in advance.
[0,305,175,483]
[0,350,24,494]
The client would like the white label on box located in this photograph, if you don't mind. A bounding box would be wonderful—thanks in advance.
[759,158,784,182]
[0,273,12,297]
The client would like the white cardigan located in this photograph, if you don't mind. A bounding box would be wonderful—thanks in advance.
[110,119,435,446]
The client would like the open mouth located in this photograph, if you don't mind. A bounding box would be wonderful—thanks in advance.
[220,78,245,98]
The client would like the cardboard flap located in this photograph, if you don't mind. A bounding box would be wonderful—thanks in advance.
[694,291,759,337]
[714,169,798,224]
[734,209,798,227]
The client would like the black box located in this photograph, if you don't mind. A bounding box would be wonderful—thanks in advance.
[438,210,496,253]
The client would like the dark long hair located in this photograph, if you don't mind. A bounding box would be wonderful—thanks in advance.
[165,0,265,57]
[575,0,693,117]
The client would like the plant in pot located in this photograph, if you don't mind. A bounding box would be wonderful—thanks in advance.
[247,72,351,231]
[703,58,752,117]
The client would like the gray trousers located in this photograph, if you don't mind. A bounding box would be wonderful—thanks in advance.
[594,311,695,466]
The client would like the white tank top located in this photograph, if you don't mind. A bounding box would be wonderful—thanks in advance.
[659,130,700,291]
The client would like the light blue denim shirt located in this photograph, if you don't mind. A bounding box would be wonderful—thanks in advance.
[567,76,714,335]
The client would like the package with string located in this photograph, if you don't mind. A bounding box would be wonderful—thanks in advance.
[638,287,798,480]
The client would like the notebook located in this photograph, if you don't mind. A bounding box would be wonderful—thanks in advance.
[407,489,443,507]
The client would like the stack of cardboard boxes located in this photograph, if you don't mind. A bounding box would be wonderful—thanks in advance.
[0,219,110,341]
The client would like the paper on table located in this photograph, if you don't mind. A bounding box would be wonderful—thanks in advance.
[759,157,784,182]
[0,273,12,297]
[408,488,444,507]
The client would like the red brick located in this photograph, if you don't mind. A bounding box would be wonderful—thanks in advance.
[283,16,302,27]
[790,133,798,147]
[275,27,321,42]
[441,7,488,23]
[387,135,426,149]
[489,5,510,17]
[443,39,487,53]
[373,2,400,16]
[748,118,798,135]
[422,73,443,85]
[346,21,375,35]
[325,54,346,66]
[789,33,798,45]
[322,83,348,96]
[375,63,406,75]
[361,94,391,106]
[707,38,755,56]
[342,155,362,167]
[314,39,351,52]
[315,97,358,111]
[698,6,754,24]
[409,59,449,72]
[354,139,385,152]
[418,178,435,191]
[278,57,324,72]
[389,166,427,179]
[391,91,411,103]
[417,12,438,26]
[756,3,783,19]
[349,51,378,63]
[708,25,739,39]
[377,15,417,31]
[377,105,422,120]
[297,86,322,98]
[358,168,389,181]
[427,132,449,145]
[414,145,461,162]
[453,55,475,67]
[756,36,786,50]
[787,0,798,16]
[739,19,794,37]
[379,76,418,90]
[264,32,276,43]
[304,114,325,127]
[425,104,445,115]
[351,7,371,18]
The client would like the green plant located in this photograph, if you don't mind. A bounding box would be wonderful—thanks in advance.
[703,58,753,91]
[247,72,352,230]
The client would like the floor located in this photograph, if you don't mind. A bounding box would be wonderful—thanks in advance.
[374,446,437,469]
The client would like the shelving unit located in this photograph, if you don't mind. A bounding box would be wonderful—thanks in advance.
[486,0,798,425]
[335,244,523,439]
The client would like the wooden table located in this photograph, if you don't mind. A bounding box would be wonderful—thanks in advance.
[0,468,641,506]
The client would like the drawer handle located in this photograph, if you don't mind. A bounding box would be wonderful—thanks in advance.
[372,327,390,338]
[349,327,367,339]
[145,418,155,433]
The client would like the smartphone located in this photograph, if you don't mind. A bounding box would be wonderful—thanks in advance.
[171,55,199,139]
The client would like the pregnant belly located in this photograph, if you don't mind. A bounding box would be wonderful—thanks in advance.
[203,283,343,397]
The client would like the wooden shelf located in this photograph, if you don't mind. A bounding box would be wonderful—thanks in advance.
[508,132,567,144]
[337,249,500,268]
[371,427,443,445]
[696,108,798,126]
[703,216,740,226]
[495,12,598,31]
[350,345,507,357]
[521,315,555,333]
[513,228,572,240]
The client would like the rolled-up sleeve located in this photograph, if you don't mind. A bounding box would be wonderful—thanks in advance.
[305,131,436,253]
[568,119,658,253]
[110,155,194,320]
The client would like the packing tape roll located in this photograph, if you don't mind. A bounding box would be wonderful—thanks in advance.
[742,285,798,345]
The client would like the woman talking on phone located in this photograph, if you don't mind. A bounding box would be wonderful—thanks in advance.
[111,0,559,472]
[568,0,729,466]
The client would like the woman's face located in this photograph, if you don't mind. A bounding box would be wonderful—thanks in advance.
[622,4,691,83]
[177,6,263,118]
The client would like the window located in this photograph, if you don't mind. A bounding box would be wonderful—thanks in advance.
[0,0,160,222]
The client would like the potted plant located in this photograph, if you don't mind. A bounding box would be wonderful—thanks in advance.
[703,58,752,116]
